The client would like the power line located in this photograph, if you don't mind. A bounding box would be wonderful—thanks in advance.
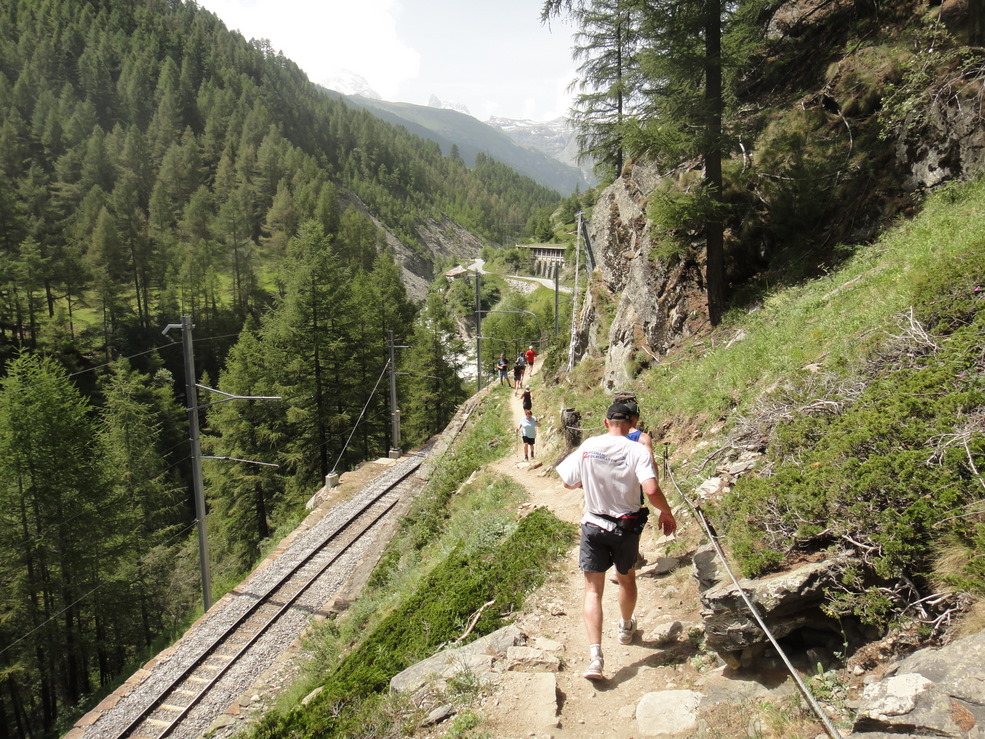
[329,359,390,476]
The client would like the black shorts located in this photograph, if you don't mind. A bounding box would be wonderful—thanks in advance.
[522,435,535,445]
[579,523,640,574]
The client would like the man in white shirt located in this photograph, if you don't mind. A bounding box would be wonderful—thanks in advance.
[556,402,677,681]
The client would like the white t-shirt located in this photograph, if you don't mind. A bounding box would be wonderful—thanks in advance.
[556,433,656,526]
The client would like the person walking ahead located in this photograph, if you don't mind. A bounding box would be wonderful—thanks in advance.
[556,402,677,681]
[512,354,527,394]
[525,345,537,369]
[496,353,510,386]
[517,409,540,461]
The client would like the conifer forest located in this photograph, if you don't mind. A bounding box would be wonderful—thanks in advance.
[0,1,561,734]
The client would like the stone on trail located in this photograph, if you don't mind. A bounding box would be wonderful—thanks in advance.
[505,645,560,672]
[389,624,526,694]
[636,690,703,737]
[850,629,985,737]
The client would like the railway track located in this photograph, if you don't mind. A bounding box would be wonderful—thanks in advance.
[84,451,427,739]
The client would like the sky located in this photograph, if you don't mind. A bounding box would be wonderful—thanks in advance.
[195,0,580,122]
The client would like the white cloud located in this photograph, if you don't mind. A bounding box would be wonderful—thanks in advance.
[197,0,420,97]
[195,0,576,121]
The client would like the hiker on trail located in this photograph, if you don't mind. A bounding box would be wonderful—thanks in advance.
[521,385,532,411]
[555,402,677,682]
[496,353,510,386]
[512,354,527,393]
[525,345,537,370]
[517,409,540,461]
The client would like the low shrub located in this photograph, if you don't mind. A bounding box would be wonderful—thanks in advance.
[249,507,574,738]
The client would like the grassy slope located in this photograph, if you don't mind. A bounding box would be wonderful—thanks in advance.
[535,176,985,626]
[246,385,576,738]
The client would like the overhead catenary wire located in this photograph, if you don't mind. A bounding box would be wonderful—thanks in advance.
[329,358,391,476]
[662,450,844,739]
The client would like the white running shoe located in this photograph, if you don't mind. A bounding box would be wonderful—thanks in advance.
[583,655,604,680]
[618,617,637,645]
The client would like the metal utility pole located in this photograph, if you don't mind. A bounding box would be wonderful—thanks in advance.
[475,270,482,391]
[166,316,211,611]
[554,262,560,336]
[568,212,583,371]
[387,330,402,458]
[163,317,280,612]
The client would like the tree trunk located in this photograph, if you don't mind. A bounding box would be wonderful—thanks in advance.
[704,0,725,326]
[970,0,985,46]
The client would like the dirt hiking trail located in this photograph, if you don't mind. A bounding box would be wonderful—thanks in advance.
[450,365,805,738]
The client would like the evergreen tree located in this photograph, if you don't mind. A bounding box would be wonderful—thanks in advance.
[569,0,643,179]
[204,322,284,569]
[400,291,467,446]
[545,0,731,323]
[98,359,188,652]
[0,354,114,734]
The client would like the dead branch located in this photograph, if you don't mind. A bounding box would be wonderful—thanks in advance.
[452,599,496,645]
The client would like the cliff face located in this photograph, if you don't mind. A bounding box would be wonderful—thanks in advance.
[575,6,985,388]
[577,161,708,390]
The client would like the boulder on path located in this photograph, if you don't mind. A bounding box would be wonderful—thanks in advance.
[693,543,724,592]
[636,690,704,737]
[389,624,526,695]
[848,629,985,737]
[701,554,857,666]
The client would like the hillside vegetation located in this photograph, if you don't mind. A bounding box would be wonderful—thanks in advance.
[246,173,985,739]
[0,1,561,736]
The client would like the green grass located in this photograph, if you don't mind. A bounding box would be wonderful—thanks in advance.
[637,178,985,423]
[244,385,576,738]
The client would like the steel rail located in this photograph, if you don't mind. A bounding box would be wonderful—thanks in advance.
[112,460,420,739]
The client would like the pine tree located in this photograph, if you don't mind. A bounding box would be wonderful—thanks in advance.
[0,354,115,733]
[546,0,730,323]
[569,0,643,178]
[400,291,467,446]
[98,359,188,652]
[204,322,284,567]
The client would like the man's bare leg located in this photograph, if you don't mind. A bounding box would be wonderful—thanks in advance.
[614,568,637,623]
[583,571,606,645]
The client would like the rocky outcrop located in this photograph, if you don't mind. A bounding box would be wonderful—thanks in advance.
[389,624,528,695]
[575,162,709,388]
[389,624,562,732]
[897,91,985,191]
[701,554,860,669]
[848,629,985,737]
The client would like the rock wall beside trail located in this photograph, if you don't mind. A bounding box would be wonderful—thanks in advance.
[897,88,985,191]
[573,161,708,389]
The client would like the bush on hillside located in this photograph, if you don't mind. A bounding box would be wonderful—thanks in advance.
[710,240,985,626]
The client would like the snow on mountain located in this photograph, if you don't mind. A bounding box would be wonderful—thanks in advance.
[427,94,472,117]
[321,70,380,99]
[486,116,596,187]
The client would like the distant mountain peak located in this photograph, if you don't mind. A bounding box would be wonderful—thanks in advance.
[428,94,471,117]
[322,70,380,99]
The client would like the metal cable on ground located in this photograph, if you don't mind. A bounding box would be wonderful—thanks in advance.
[662,454,844,739]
